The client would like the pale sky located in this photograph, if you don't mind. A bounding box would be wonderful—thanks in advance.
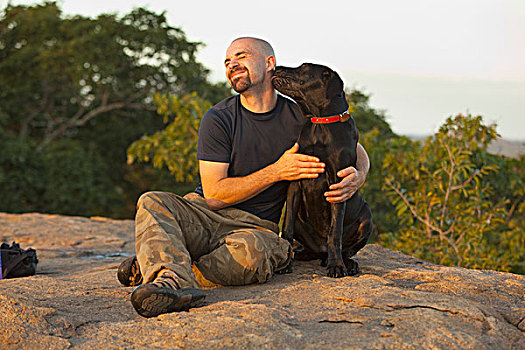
[3,0,525,140]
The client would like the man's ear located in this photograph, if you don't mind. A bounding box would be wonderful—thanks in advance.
[266,55,276,72]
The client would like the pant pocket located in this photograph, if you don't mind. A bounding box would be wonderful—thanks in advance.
[195,229,291,286]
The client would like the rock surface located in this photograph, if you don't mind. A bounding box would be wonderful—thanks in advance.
[0,212,524,349]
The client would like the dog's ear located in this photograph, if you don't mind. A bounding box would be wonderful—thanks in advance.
[324,71,349,115]
[326,73,344,100]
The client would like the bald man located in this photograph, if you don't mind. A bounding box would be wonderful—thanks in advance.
[129,37,370,317]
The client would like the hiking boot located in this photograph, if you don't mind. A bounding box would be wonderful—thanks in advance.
[117,256,143,287]
[131,270,206,318]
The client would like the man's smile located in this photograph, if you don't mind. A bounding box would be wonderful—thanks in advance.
[229,68,247,80]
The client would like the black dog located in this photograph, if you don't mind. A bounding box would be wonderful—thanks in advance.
[272,63,372,278]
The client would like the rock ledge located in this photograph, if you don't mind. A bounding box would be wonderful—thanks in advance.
[0,212,524,349]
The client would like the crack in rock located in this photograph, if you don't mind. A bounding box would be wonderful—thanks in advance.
[319,319,364,325]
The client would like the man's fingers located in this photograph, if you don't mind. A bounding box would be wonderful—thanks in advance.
[303,166,325,173]
[296,154,321,163]
[329,176,352,190]
[292,165,325,177]
[337,166,356,178]
[324,189,343,198]
[326,195,345,203]
[299,173,321,179]
[301,161,325,170]
[325,188,353,203]
[329,182,343,190]
[286,142,300,154]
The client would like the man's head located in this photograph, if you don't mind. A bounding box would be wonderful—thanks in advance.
[224,37,276,93]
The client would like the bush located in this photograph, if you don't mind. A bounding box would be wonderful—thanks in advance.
[380,114,523,273]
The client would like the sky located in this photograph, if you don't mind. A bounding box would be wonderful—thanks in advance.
[3,0,525,140]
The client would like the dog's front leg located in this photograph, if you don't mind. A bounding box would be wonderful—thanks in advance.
[277,182,300,274]
[326,202,348,278]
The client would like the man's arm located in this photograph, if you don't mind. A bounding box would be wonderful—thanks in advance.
[324,142,370,203]
[200,143,325,210]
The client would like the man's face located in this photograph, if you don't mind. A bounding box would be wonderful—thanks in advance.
[224,39,268,93]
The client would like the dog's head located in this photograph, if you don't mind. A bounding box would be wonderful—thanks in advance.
[272,63,349,117]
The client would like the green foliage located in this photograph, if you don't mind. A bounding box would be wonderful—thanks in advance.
[127,93,211,182]
[359,129,403,239]
[0,135,120,216]
[0,2,228,148]
[483,154,525,274]
[347,89,395,138]
[380,114,523,272]
[0,2,229,218]
[40,139,122,216]
[347,90,399,240]
[0,133,44,212]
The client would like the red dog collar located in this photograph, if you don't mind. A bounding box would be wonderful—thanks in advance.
[311,111,350,124]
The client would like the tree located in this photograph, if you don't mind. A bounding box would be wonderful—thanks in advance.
[347,89,395,139]
[359,129,403,238]
[481,153,525,274]
[127,92,211,183]
[0,2,227,148]
[0,2,230,217]
[346,89,399,239]
[380,114,523,272]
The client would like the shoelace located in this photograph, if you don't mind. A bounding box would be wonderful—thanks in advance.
[153,270,181,290]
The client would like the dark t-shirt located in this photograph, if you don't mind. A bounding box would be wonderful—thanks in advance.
[195,94,306,223]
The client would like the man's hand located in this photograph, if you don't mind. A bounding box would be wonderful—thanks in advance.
[324,167,364,203]
[272,143,325,181]
[199,143,325,210]
[324,143,370,203]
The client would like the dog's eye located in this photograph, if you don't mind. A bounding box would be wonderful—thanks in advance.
[300,80,305,85]
[322,71,331,80]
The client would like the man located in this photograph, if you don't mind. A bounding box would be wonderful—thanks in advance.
[127,37,370,318]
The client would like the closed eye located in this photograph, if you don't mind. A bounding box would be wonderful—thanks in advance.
[224,51,249,67]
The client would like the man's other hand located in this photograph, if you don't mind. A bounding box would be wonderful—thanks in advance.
[324,166,364,203]
[272,143,325,181]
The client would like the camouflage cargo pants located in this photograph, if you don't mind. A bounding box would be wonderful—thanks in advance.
[135,191,292,289]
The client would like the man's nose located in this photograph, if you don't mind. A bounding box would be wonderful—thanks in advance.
[227,58,239,70]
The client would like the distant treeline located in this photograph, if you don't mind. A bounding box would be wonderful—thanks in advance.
[0,2,230,217]
[1,3,523,274]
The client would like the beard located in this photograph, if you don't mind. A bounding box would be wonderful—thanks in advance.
[231,77,251,93]
[229,68,252,93]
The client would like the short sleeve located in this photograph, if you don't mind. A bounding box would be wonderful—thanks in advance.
[197,109,232,163]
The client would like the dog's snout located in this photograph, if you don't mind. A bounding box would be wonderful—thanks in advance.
[273,66,286,77]
[272,76,285,89]
[272,67,289,88]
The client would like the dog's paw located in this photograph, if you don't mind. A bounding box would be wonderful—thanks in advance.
[276,262,293,274]
[345,258,359,276]
[326,265,348,278]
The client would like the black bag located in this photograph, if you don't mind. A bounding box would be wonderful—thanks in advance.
[1,242,38,279]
